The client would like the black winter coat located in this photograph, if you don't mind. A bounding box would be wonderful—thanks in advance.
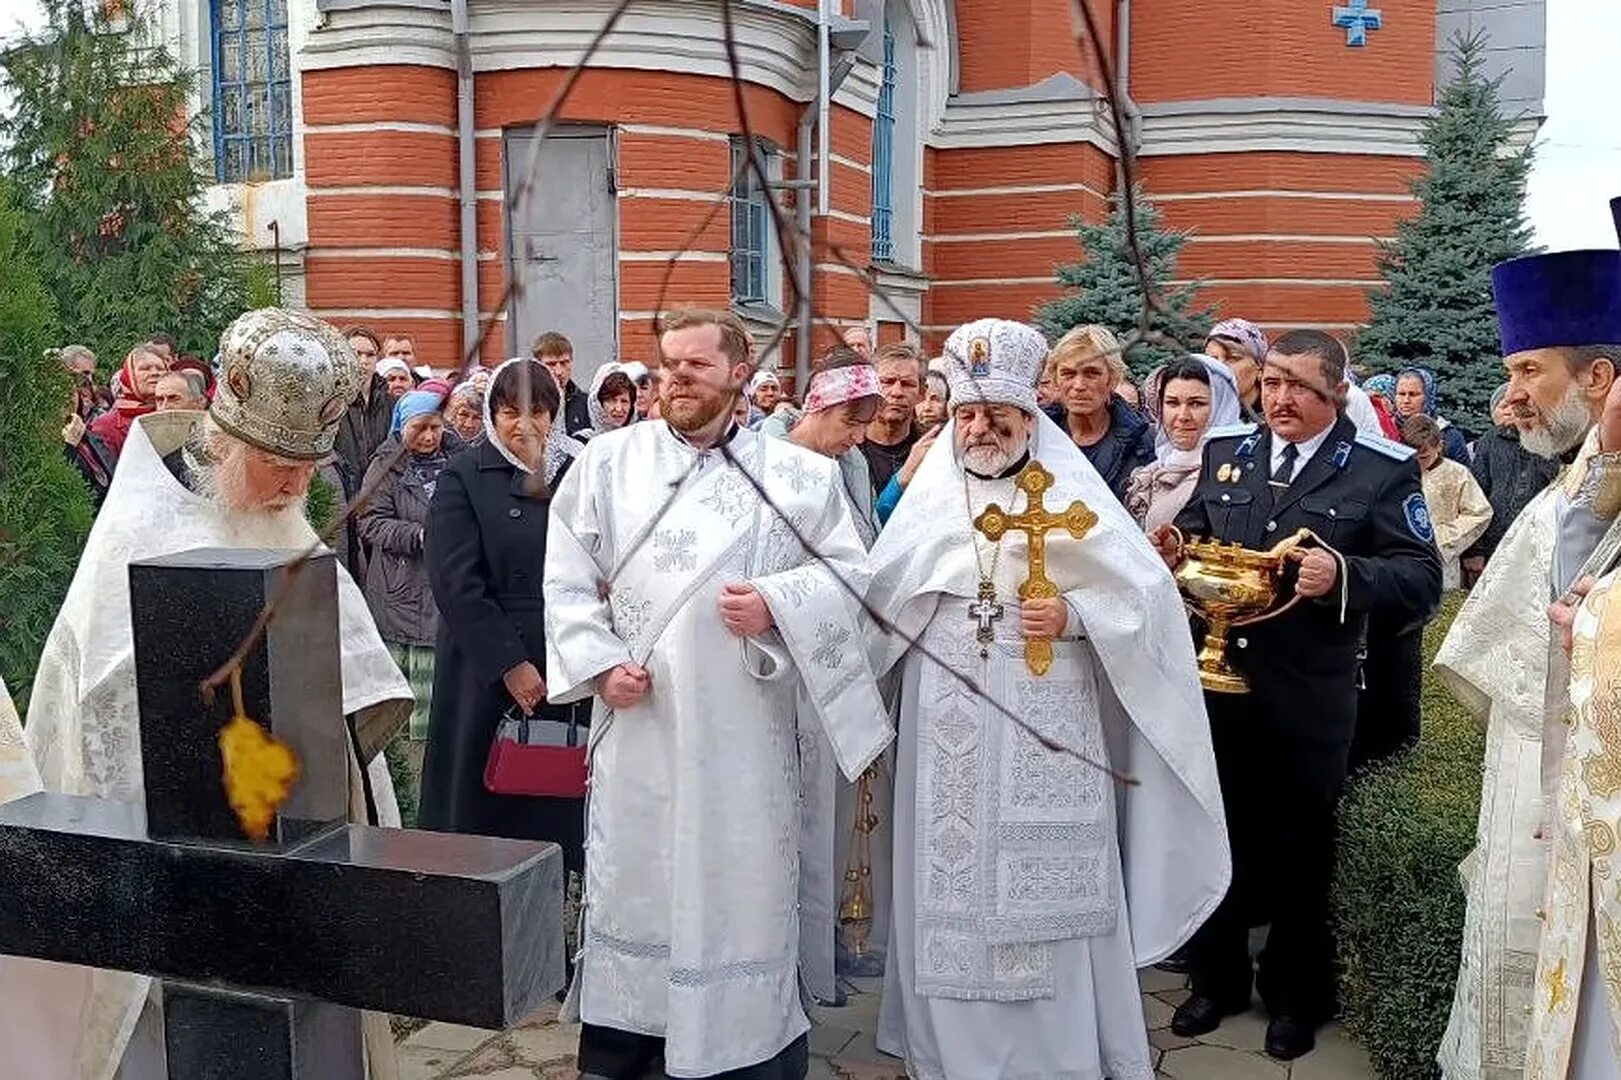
[1044,397,1155,503]
[418,438,586,869]
[335,376,394,482]
[357,437,442,647]
[1465,425,1560,562]
[1174,416,1444,747]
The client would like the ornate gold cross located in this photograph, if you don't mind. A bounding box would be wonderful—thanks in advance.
[973,460,1098,675]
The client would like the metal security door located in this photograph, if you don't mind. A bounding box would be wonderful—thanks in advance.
[504,127,618,380]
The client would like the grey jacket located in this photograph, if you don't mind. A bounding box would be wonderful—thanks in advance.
[357,437,444,647]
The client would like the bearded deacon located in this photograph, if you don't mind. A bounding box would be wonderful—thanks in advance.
[544,308,891,1079]
[866,318,1229,1080]
[1437,249,1621,1080]
[0,308,411,1080]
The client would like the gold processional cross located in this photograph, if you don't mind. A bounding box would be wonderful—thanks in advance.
[972,460,1098,676]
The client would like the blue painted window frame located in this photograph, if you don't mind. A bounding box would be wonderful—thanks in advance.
[209,0,293,183]
[729,137,772,305]
[869,18,896,263]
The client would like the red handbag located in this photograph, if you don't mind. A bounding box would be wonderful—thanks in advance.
[483,706,589,799]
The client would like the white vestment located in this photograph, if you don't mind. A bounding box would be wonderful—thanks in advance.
[865,414,1230,1080]
[544,421,892,1078]
[0,676,38,803]
[1437,430,1605,1080]
[0,413,409,1080]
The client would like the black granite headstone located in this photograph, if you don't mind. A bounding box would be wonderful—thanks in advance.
[0,548,564,1079]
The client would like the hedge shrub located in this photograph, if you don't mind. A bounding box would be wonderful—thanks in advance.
[1335,594,1483,1079]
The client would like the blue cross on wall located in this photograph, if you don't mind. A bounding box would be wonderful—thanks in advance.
[1332,0,1383,46]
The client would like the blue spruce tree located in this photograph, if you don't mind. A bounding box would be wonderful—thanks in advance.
[1356,32,1534,431]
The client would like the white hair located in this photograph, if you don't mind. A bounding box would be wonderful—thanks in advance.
[184,418,313,547]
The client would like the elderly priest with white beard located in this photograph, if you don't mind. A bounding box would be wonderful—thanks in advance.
[0,307,411,1080]
[865,318,1230,1080]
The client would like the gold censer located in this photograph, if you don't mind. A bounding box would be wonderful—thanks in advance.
[1171,527,1312,693]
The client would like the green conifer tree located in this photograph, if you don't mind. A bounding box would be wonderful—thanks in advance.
[0,0,250,367]
[1037,187,1215,377]
[0,179,94,710]
[1356,32,1535,431]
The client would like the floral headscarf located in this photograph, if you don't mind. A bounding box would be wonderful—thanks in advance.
[1364,373,1397,404]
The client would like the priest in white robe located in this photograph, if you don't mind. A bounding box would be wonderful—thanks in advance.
[0,308,410,1080]
[1437,250,1621,1080]
[866,318,1230,1080]
[544,307,892,1080]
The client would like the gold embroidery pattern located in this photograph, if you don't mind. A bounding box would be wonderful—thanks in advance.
[1587,820,1617,859]
[1547,956,1570,1013]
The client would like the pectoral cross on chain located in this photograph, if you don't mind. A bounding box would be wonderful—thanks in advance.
[967,581,1004,659]
[973,460,1098,676]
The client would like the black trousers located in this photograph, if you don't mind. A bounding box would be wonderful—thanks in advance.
[577,1026,809,1080]
[1186,694,1352,1025]
[1350,620,1423,774]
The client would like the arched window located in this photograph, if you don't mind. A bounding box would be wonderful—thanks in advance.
[870,17,897,262]
[209,0,293,183]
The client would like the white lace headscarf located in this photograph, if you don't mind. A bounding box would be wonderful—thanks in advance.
[482,357,584,487]
[1152,354,1241,468]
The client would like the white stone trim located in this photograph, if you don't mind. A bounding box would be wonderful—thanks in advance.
[1168,277,1382,287]
[618,124,734,143]
[1186,233,1387,244]
[829,152,872,175]
[617,187,730,202]
[926,229,1076,242]
[925,181,1106,199]
[931,95,1116,154]
[302,120,457,136]
[306,247,460,260]
[930,275,1054,286]
[1138,99,1432,158]
[619,250,730,262]
[1149,190,1417,203]
[302,0,876,114]
[307,184,459,197]
[826,208,872,226]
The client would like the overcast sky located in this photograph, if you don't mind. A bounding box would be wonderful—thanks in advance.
[1525,0,1621,250]
[0,0,1615,249]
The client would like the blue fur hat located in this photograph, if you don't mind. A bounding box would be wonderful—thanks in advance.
[1491,249,1621,355]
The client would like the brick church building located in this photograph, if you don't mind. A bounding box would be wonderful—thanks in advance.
[147,0,1544,383]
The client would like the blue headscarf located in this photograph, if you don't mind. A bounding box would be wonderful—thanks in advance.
[1364,373,1397,403]
[1396,367,1439,418]
[390,390,442,437]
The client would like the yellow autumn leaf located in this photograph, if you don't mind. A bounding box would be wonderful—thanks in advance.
[218,713,300,843]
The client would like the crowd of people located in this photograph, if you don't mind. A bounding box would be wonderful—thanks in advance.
[14,198,1621,1080]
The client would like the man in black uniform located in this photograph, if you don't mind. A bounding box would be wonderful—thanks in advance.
[1152,330,1442,1060]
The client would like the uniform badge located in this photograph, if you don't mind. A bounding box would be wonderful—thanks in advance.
[968,337,991,377]
[1403,493,1435,543]
[1217,463,1234,483]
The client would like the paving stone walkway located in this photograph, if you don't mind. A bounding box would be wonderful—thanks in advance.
[397,970,1377,1079]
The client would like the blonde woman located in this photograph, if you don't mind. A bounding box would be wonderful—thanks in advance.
[1043,324,1154,500]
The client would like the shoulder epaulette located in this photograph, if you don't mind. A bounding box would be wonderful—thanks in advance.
[1354,431,1416,462]
[1204,422,1259,441]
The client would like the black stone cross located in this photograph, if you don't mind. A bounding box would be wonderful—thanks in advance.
[0,549,564,1079]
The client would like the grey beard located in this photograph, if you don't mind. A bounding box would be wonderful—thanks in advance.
[1520,383,1591,459]
[962,444,1017,475]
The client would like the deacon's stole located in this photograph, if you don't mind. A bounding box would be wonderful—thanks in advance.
[546,426,889,781]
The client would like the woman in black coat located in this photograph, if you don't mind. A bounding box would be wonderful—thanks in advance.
[419,358,589,870]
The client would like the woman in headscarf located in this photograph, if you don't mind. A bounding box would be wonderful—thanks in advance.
[88,343,169,459]
[1203,318,1269,422]
[583,362,638,439]
[1362,373,1403,440]
[1398,414,1492,591]
[758,346,881,545]
[444,381,486,444]
[419,358,588,871]
[1123,355,1242,532]
[358,390,451,741]
[1393,367,1470,463]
